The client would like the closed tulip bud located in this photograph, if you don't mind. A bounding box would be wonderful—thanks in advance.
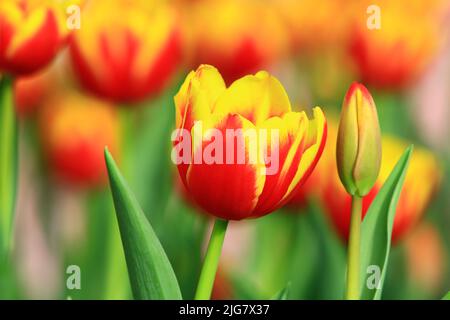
[337,82,381,197]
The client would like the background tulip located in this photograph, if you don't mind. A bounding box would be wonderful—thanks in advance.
[404,222,446,295]
[39,92,120,187]
[69,0,182,103]
[348,0,448,90]
[174,65,327,220]
[182,0,288,84]
[0,0,66,76]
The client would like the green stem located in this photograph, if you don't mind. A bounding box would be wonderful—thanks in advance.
[194,219,229,300]
[0,75,17,257]
[346,195,362,300]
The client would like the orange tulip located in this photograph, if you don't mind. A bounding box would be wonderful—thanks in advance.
[272,0,350,54]
[39,92,120,187]
[69,0,182,103]
[288,121,441,244]
[183,0,288,84]
[0,0,66,75]
[173,65,326,220]
[348,0,447,89]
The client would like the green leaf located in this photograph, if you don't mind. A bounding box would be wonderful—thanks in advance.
[271,283,290,300]
[104,148,182,300]
[442,292,450,300]
[359,145,413,300]
[0,75,17,257]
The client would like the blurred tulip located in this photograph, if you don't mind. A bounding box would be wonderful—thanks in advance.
[348,0,448,89]
[13,66,56,117]
[272,0,350,54]
[337,82,381,197]
[404,222,446,294]
[289,121,441,244]
[69,0,182,103]
[39,92,120,187]
[173,64,326,220]
[0,0,66,75]
[183,0,288,84]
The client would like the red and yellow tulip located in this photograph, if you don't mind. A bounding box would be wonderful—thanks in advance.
[336,82,381,197]
[183,0,288,84]
[69,0,182,103]
[289,121,441,244]
[173,64,327,220]
[39,92,120,187]
[348,0,447,89]
[0,0,66,75]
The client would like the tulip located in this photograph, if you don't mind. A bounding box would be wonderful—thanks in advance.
[348,0,447,89]
[0,0,66,76]
[13,62,59,118]
[39,92,120,187]
[174,64,327,220]
[336,82,381,299]
[174,64,326,299]
[272,0,350,54]
[337,82,381,197]
[69,0,182,103]
[183,0,288,84]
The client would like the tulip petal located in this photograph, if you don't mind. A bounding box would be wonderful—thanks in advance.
[252,111,309,216]
[184,114,265,220]
[281,107,327,203]
[212,70,291,125]
[174,65,226,131]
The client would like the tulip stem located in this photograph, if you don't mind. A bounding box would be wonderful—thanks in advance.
[0,75,17,257]
[195,218,229,300]
[346,195,362,300]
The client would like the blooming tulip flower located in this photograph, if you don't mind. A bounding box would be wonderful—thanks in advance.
[348,0,447,89]
[173,64,327,221]
[69,0,182,103]
[288,121,441,244]
[183,0,288,84]
[0,0,66,76]
[39,92,120,187]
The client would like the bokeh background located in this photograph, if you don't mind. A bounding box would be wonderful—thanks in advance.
[1,0,450,299]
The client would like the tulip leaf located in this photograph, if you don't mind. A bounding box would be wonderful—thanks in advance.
[104,148,182,300]
[359,145,413,300]
[442,292,450,300]
[271,283,290,300]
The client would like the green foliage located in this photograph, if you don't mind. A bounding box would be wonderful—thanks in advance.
[104,149,181,300]
[359,146,413,299]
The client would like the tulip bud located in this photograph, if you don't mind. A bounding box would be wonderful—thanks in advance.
[337,82,381,197]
